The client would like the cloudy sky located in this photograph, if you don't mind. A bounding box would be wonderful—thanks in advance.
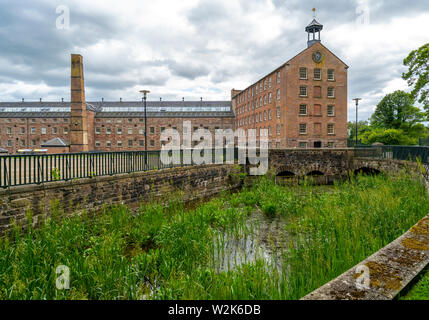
[0,0,428,121]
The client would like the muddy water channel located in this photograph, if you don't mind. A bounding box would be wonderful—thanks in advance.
[212,184,336,274]
[212,211,291,274]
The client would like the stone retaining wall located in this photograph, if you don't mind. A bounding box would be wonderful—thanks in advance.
[301,214,429,300]
[0,164,243,235]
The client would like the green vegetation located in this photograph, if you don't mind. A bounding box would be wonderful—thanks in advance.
[400,268,429,300]
[0,172,428,300]
[348,43,429,146]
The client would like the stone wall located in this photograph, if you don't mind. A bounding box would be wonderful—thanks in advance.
[0,164,242,235]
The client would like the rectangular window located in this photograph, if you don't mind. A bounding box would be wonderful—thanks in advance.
[299,67,307,79]
[328,69,335,81]
[328,123,335,135]
[277,71,281,84]
[149,127,155,134]
[264,111,267,121]
[299,142,307,149]
[128,140,133,147]
[269,109,272,120]
[264,80,267,90]
[139,128,144,135]
[277,89,280,100]
[7,140,12,147]
[269,77,272,88]
[20,140,25,147]
[277,124,281,136]
[139,140,144,147]
[328,105,335,116]
[95,141,101,147]
[314,68,321,80]
[96,127,101,134]
[269,93,272,103]
[299,123,307,135]
[117,128,122,135]
[106,128,111,135]
[52,127,58,134]
[31,127,35,134]
[117,141,122,147]
[6,127,12,135]
[128,128,133,135]
[20,127,25,134]
[327,142,334,148]
[300,86,307,97]
[299,104,307,116]
[264,95,267,105]
[41,128,47,135]
[328,87,335,98]
[277,107,281,118]
[150,140,155,147]
[106,141,111,147]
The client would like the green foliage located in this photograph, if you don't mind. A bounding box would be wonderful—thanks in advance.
[400,268,429,300]
[360,128,416,145]
[0,174,427,300]
[402,43,429,113]
[51,168,60,181]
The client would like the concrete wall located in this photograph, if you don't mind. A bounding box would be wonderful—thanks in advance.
[0,164,242,235]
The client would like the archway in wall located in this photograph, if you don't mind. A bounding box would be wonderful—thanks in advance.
[354,167,381,176]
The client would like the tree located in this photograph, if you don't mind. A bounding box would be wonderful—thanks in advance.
[361,128,416,146]
[347,121,370,140]
[402,43,429,113]
[370,90,423,130]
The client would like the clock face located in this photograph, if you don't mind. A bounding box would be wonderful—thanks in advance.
[313,51,323,63]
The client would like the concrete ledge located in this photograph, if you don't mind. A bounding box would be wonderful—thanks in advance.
[301,214,429,300]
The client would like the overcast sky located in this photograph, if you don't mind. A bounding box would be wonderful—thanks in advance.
[0,0,428,121]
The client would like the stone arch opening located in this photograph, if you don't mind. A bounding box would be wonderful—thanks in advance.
[354,167,381,176]
[306,170,324,177]
[276,171,295,177]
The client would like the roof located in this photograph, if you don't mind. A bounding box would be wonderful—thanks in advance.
[41,138,70,147]
[305,19,323,32]
[0,101,234,118]
[0,147,8,153]
[232,42,349,99]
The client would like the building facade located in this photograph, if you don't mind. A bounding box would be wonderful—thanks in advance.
[232,18,348,148]
[0,101,234,154]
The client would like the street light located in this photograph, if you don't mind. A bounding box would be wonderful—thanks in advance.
[353,98,362,147]
[140,90,150,166]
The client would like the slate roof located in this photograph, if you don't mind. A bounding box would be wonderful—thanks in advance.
[0,101,234,118]
[40,138,70,147]
[305,19,323,32]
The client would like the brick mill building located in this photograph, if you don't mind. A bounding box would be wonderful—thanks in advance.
[232,18,348,148]
[0,18,347,154]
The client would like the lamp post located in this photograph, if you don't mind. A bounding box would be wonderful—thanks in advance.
[140,90,150,166]
[353,98,362,147]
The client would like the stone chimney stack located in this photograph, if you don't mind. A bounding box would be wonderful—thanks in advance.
[70,54,89,152]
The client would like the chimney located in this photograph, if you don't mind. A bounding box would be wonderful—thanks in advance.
[62,98,64,103]
[22,98,24,102]
[40,98,42,102]
[120,98,122,102]
[182,97,185,102]
[102,97,104,102]
[200,97,203,102]
[70,54,89,153]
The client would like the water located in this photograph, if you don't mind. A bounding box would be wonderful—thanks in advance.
[212,211,290,273]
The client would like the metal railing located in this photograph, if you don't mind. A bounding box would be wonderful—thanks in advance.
[0,148,239,188]
[354,145,429,164]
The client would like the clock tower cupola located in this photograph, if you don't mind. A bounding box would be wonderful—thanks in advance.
[305,8,323,47]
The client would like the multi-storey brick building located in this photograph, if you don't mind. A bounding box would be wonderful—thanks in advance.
[232,18,348,148]
[0,100,234,154]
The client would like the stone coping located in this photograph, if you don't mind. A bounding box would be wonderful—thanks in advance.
[301,214,429,300]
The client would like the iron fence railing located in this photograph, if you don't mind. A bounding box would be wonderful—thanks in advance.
[354,145,429,164]
[0,148,239,188]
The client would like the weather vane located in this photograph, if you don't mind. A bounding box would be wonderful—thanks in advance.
[312,8,316,18]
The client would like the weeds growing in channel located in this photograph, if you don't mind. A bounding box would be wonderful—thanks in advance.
[0,171,427,300]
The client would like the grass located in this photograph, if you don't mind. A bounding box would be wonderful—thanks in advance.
[399,268,429,300]
[0,171,428,300]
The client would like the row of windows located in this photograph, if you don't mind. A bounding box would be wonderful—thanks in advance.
[299,123,335,135]
[1,127,68,135]
[236,71,281,104]
[95,125,229,135]
[298,141,335,149]
[1,139,53,148]
[299,105,335,116]
[1,118,69,123]
[236,90,281,115]
[299,86,335,98]
[299,68,335,81]
[236,107,281,127]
